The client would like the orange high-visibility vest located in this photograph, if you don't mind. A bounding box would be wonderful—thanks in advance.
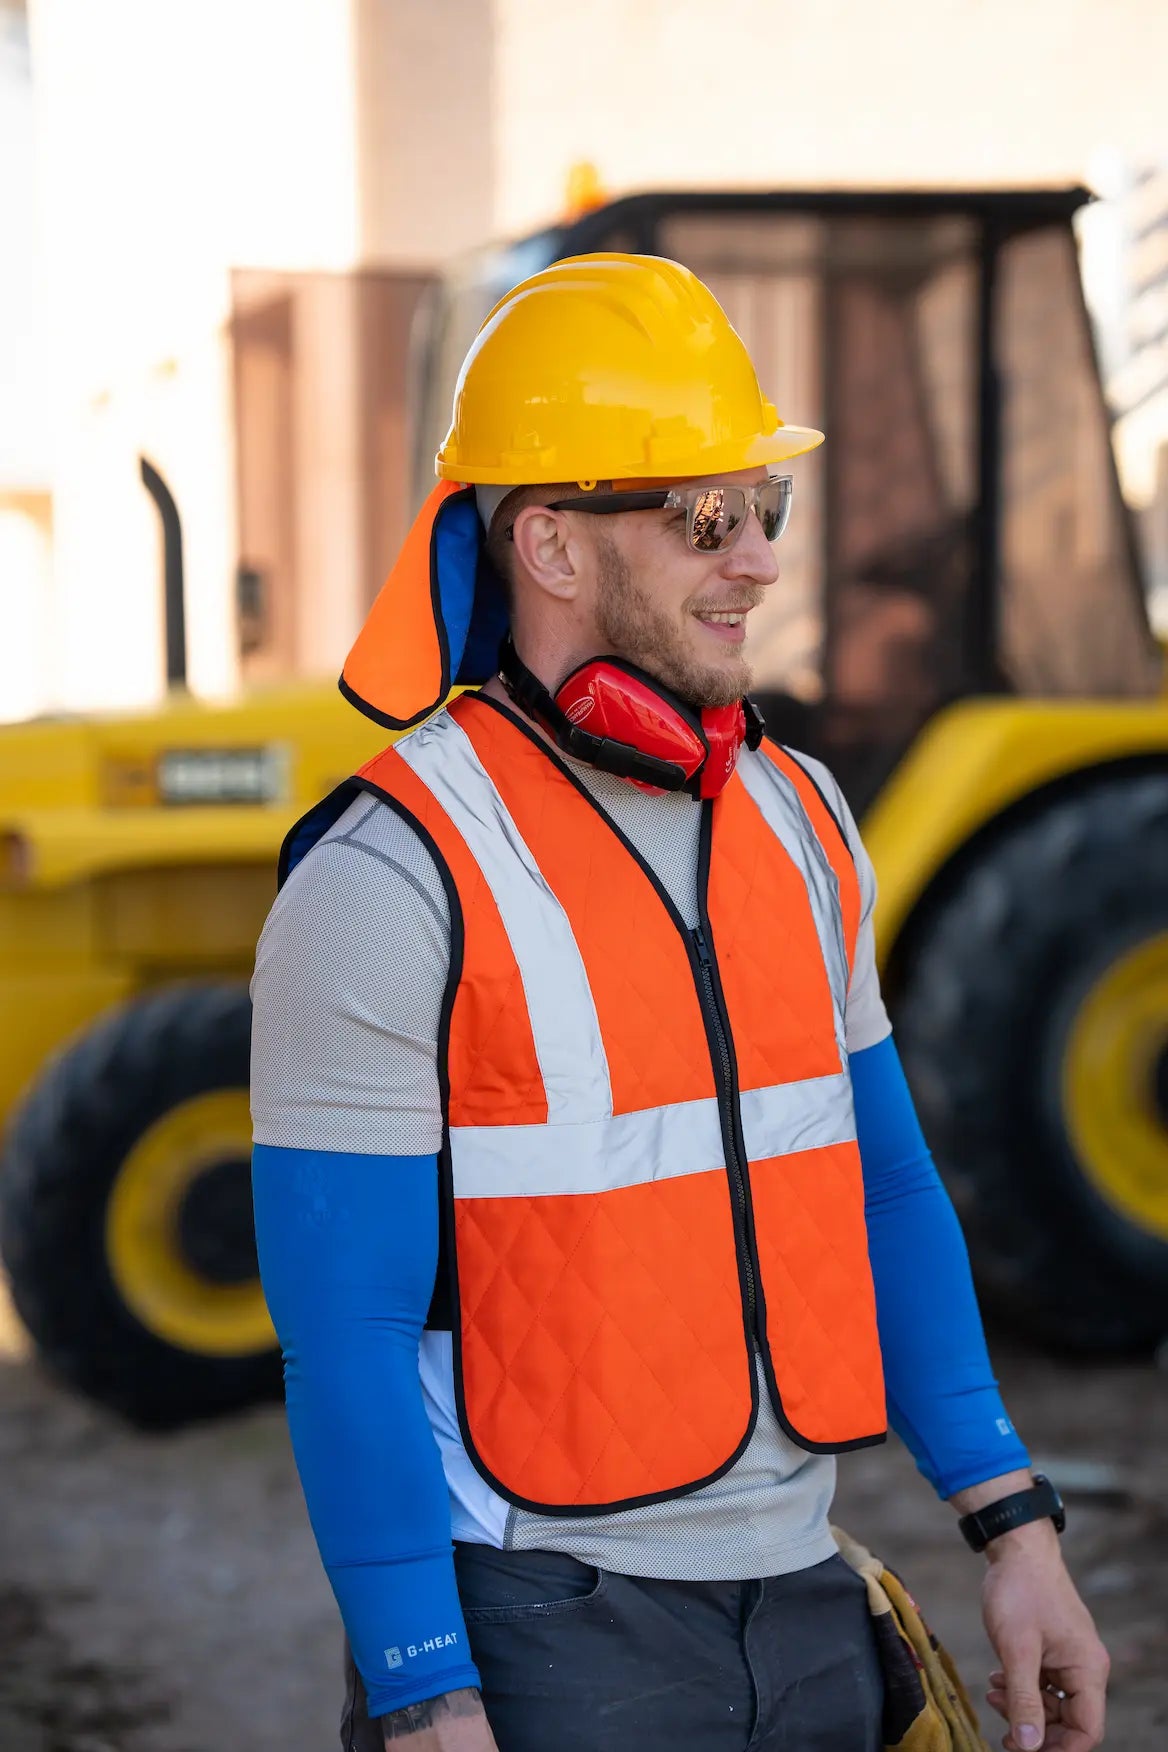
[286,691,887,1514]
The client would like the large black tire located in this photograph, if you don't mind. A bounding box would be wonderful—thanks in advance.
[0,984,280,1426]
[895,774,1168,1353]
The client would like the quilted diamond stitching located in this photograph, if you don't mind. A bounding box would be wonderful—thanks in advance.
[445,859,546,1125]
[710,786,841,1093]
[752,1145,885,1435]
[457,1176,751,1502]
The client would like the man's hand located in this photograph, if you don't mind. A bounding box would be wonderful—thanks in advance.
[951,1471,1108,1752]
[980,1523,1108,1752]
[380,1687,499,1750]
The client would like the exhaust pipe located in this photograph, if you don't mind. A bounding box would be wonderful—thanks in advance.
[139,456,187,690]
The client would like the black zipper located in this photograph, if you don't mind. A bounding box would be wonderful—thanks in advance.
[690,918,759,1342]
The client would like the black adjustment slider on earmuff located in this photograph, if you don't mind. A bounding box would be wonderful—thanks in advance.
[744,699,766,751]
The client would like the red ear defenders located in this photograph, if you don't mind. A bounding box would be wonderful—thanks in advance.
[498,638,765,798]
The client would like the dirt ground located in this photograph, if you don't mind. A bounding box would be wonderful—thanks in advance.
[1,1280,1165,1752]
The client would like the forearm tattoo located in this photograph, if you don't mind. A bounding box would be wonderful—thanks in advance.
[382,1688,484,1739]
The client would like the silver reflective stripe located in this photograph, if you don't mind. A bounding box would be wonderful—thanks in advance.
[451,1075,856,1198]
[452,1093,723,1198]
[740,1071,855,1162]
[735,747,850,1062]
[396,713,613,1124]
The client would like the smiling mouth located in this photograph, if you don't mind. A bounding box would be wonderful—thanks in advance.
[694,609,750,625]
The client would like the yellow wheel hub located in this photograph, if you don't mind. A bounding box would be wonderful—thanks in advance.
[1062,932,1168,1243]
[105,1090,275,1356]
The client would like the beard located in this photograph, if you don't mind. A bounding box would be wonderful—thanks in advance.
[592,534,753,709]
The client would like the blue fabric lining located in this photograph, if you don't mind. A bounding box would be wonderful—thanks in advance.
[432,491,508,687]
[280,784,362,885]
[461,546,510,684]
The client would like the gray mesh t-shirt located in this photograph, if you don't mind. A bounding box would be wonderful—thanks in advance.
[250,742,890,1580]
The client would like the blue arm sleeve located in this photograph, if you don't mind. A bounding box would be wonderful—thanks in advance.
[851,1035,1031,1497]
[251,1144,480,1717]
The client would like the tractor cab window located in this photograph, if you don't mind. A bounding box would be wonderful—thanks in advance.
[661,211,981,809]
[995,223,1161,699]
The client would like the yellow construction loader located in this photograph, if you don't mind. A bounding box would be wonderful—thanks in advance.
[2,187,1166,1426]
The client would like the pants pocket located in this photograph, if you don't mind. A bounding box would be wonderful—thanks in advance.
[455,1542,607,1623]
[464,1567,757,1749]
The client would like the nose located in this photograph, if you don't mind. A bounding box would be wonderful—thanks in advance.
[722,508,780,587]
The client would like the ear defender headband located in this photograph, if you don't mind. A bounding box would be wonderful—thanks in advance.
[498,637,765,799]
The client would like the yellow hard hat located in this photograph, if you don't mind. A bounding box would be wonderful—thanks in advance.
[436,252,824,486]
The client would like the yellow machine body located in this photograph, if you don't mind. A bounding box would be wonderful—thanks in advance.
[864,695,1168,964]
[0,684,386,1134]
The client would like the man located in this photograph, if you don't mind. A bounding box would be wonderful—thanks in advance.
[250,254,1108,1752]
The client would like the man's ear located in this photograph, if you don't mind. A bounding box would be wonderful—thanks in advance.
[511,505,579,601]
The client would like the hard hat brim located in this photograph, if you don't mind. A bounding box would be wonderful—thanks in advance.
[436,422,825,485]
[738,423,826,468]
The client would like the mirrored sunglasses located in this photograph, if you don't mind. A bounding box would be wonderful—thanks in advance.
[541,476,793,553]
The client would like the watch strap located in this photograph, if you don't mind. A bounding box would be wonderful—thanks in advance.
[958,1474,1066,1553]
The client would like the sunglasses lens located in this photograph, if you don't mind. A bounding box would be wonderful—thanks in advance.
[688,487,747,551]
[758,478,793,542]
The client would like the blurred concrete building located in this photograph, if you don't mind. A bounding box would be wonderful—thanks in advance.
[5,0,1168,717]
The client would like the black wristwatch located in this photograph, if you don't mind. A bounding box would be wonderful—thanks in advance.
[958,1474,1066,1554]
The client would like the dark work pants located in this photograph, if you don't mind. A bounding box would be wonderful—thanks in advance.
[342,1544,884,1751]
